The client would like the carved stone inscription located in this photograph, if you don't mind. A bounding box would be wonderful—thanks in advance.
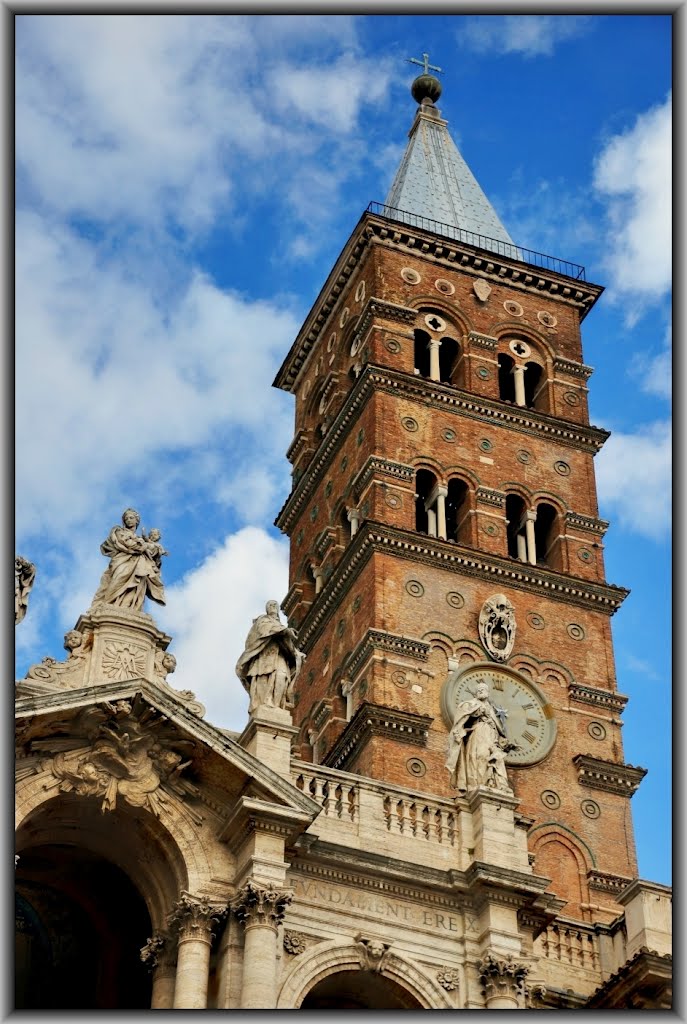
[292,877,461,934]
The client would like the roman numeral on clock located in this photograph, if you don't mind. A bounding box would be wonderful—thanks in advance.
[521,730,536,744]
[492,678,504,690]
[525,717,539,727]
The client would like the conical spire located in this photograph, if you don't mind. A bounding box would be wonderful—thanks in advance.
[385,59,516,252]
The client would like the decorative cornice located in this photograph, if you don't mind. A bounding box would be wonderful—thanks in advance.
[275,372,375,533]
[587,870,634,895]
[568,684,628,713]
[565,511,609,535]
[573,754,647,796]
[276,361,609,533]
[350,455,415,499]
[467,331,498,350]
[290,856,459,908]
[344,628,430,682]
[314,526,338,561]
[586,947,672,1009]
[219,796,314,851]
[323,702,433,771]
[351,296,417,352]
[273,211,603,393]
[286,429,310,464]
[367,365,609,450]
[553,356,594,380]
[297,520,629,651]
[475,486,507,509]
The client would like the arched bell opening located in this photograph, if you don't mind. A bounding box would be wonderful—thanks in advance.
[16,843,152,1009]
[300,969,424,1010]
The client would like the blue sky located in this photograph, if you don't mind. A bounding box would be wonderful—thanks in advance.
[15,14,671,884]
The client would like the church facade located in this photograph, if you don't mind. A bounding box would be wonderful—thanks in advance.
[15,69,671,1010]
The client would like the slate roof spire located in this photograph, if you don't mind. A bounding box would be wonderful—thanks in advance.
[385,58,516,253]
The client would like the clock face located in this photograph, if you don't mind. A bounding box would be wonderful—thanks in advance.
[441,663,556,767]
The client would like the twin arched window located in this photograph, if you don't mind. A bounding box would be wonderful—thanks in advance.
[415,470,469,543]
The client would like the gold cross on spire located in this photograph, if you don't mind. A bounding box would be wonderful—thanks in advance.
[407,52,442,76]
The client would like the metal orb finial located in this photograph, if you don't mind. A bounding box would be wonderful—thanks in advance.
[407,52,443,105]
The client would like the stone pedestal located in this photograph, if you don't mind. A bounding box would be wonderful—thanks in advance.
[467,786,528,872]
[618,879,672,959]
[232,881,293,1009]
[238,706,298,779]
[76,605,172,685]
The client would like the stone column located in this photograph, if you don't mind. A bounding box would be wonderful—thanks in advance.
[140,932,177,1009]
[525,510,537,565]
[426,507,437,537]
[313,566,324,594]
[436,485,448,541]
[477,951,529,1009]
[168,893,226,1009]
[347,507,360,537]
[232,881,293,1009]
[512,365,526,407]
[516,532,527,562]
[429,338,441,381]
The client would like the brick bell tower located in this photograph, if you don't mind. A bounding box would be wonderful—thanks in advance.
[273,65,645,928]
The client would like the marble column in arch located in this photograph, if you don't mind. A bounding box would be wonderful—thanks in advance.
[140,931,177,1009]
[168,892,226,1009]
[232,880,293,1009]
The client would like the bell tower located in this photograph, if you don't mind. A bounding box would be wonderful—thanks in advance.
[273,66,644,929]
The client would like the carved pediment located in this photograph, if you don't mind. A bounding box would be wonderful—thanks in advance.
[15,679,320,828]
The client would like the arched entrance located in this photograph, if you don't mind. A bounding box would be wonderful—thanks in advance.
[16,843,152,1009]
[301,970,423,1009]
[14,787,193,1011]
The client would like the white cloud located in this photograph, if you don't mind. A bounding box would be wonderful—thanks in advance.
[15,15,392,236]
[629,322,671,402]
[593,94,671,310]
[157,527,290,730]
[595,420,671,539]
[458,15,592,57]
[15,211,299,543]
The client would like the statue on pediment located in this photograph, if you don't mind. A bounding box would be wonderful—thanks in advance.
[92,509,166,612]
[236,601,304,714]
[15,556,36,625]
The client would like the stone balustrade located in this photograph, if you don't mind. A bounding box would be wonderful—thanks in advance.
[535,921,599,971]
[292,761,460,868]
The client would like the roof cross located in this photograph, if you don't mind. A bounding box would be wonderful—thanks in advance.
[407,52,442,76]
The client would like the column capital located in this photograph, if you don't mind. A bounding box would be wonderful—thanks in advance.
[140,931,177,971]
[232,880,293,930]
[168,891,227,943]
[477,950,529,1002]
[525,508,537,522]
